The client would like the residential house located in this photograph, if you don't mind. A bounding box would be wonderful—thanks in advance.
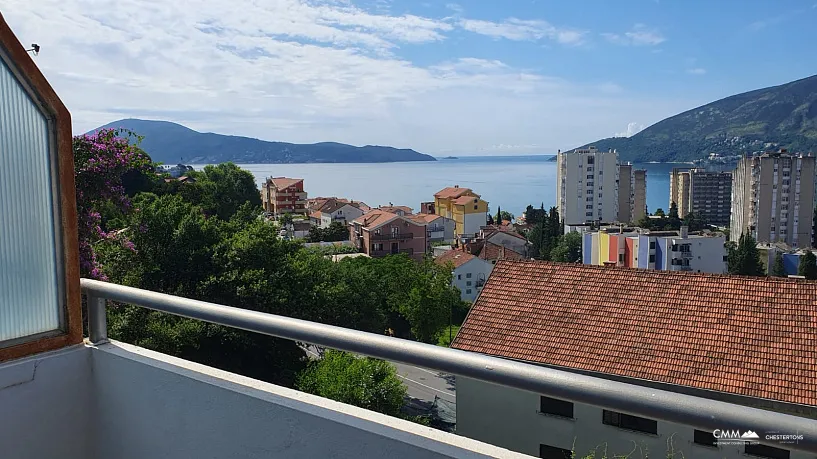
[461,239,526,265]
[349,211,427,262]
[452,261,817,459]
[377,205,413,216]
[479,225,530,257]
[291,220,311,239]
[315,199,365,229]
[434,186,488,238]
[261,177,307,216]
[409,214,456,251]
[670,168,732,227]
[556,146,620,224]
[434,250,493,302]
[581,226,727,273]
[419,201,435,214]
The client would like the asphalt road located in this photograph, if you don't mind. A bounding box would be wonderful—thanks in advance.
[392,361,456,403]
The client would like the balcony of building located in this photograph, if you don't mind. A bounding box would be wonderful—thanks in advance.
[370,232,414,241]
[5,280,817,459]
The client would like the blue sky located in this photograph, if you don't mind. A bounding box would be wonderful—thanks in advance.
[3,0,816,155]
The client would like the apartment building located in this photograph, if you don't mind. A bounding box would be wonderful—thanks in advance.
[261,177,307,216]
[349,211,427,262]
[557,147,620,225]
[453,261,817,459]
[433,186,488,238]
[731,151,816,248]
[670,168,732,226]
[633,169,647,221]
[434,250,493,301]
[581,226,727,273]
[408,213,456,251]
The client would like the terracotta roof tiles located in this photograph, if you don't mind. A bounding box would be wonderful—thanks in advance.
[452,261,817,407]
[269,177,303,189]
[434,186,472,199]
[435,250,477,269]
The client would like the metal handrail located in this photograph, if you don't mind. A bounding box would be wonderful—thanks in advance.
[81,279,817,454]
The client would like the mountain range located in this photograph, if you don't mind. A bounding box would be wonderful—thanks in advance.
[90,119,435,164]
[579,74,817,163]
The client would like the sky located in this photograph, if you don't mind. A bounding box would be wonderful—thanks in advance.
[2,0,816,155]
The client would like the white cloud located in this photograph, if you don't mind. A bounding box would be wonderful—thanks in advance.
[686,68,707,75]
[459,18,586,44]
[603,24,665,46]
[615,122,645,138]
[445,3,464,14]
[0,0,692,154]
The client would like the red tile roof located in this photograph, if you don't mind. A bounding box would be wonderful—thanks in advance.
[478,241,526,262]
[452,261,817,407]
[453,195,481,206]
[435,250,477,269]
[351,211,400,230]
[434,186,472,199]
[269,177,303,189]
[378,205,413,215]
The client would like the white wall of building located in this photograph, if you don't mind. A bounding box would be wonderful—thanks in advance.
[462,212,487,238]
[557,147,620,225]
[457,376,811,459]
[319,205,364,229]
[662,236,727,274]
[452,258,494,302]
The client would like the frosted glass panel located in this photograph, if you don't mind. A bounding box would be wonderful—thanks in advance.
[0,57,61,342]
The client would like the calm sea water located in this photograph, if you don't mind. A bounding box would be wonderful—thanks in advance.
[201,156,710,217]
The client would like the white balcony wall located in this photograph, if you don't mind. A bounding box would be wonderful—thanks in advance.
[0,341,528,459]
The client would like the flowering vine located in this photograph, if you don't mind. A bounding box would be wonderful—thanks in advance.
[73,129,152,279]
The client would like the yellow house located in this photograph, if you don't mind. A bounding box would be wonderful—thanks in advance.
[434,186,489,237]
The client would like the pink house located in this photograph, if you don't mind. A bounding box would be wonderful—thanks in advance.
[349,211,427,262]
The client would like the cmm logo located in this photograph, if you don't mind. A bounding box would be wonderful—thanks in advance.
[713,430,760,442]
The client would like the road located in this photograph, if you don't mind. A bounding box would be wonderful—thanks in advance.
[392,361,456,403]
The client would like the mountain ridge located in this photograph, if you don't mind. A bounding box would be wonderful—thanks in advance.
[89,119,436,164]
[577,74,817,162]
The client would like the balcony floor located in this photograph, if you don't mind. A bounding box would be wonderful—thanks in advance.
[0,340,529,459]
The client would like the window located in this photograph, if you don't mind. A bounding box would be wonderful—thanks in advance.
[602,410,657,435]
[466,273,472,278]
[587,157,594,164]
[466,289,472,294]
[539,396,573,418]
[474,205,478,210]
[586,212,593,217]
[618,254,624,262]
[649,241,656,249]
[693,430,717,447]
[337,210,342,215]
[539,444,572,459]
[649,254,656,263]
[466,281,472,286]
[586,174,593,179]
[744,443,789,459]
[457,274,461,280]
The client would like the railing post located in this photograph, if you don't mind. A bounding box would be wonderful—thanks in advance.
[87,292,108,344]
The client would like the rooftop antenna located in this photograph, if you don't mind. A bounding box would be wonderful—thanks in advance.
[25,44,40,56]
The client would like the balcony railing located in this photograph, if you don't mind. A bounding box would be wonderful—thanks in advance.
[80,279,817,455]
[370,232,413,241]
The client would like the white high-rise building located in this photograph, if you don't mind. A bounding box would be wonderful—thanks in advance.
[731,150,816,248]
[557,147,620,225]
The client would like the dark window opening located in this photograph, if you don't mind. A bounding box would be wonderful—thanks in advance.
[540,444,572,459]
[744,443,789,459]
[602,410,657,434]
[693,429,717,447]
[539,396,573,418]
[649,254,656,263]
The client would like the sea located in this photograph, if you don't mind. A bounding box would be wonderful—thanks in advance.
[200,156,717,217]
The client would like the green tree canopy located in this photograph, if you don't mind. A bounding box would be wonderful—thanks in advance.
[772,252,787,277]
[551,231,583,263]
[798,251,817,280]
[727,233,765,276]
[307,221,350,242]
[296,350,407,416]
[183,162,261,220]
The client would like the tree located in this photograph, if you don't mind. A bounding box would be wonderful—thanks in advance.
[306,221,350,242]
[798,251,817,280]
[524,204,547,225]
[296,350,407,417]
[667,202,681,228]
[727,233,765,276]
[654,208,666,218]
[772,252,787,277]
[279,212,294,227]
[551,231,583,263]
[495,206,502,225]
[499,210,515,223]
[486,214,494,225]
[191,162,261,220]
